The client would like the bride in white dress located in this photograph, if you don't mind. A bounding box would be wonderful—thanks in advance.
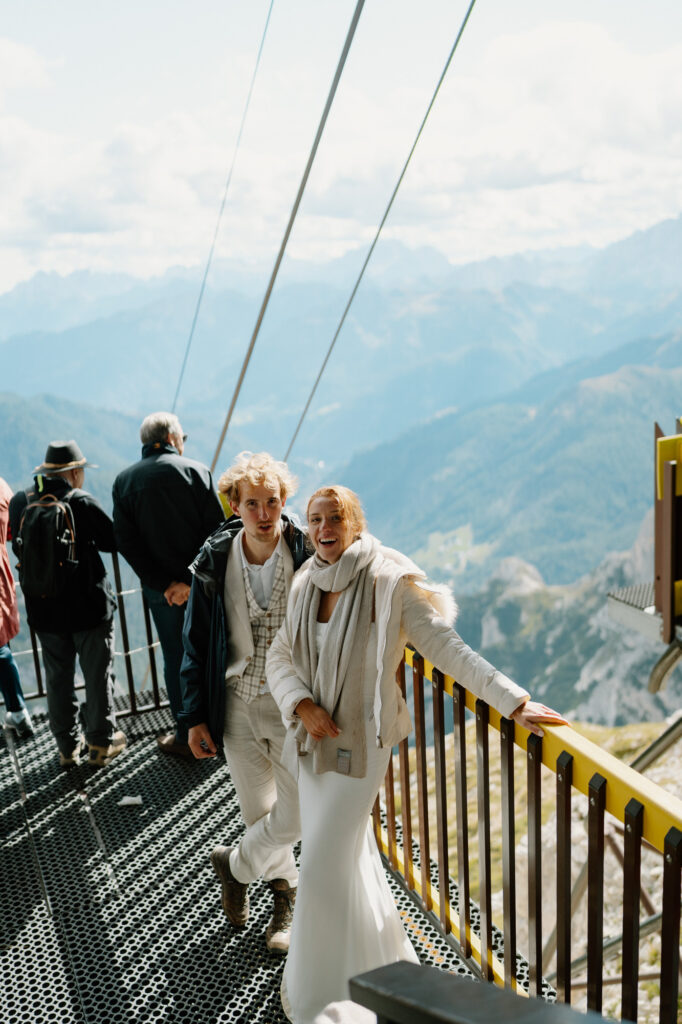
[267,486,566,1024]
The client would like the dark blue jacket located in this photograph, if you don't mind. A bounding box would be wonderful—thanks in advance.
[112,442,224,593]
[178,514,309,749]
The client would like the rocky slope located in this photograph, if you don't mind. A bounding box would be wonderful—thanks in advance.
[451,510,681,724]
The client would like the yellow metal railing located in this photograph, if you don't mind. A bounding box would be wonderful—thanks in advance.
[404,649,682,854]
[373,648,682,1024]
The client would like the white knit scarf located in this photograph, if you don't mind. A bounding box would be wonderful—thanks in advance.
[290,533,379,756]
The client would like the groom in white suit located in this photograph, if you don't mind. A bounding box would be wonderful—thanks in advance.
[179,452,310,953]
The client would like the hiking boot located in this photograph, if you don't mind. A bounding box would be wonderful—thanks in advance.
[59,736,84,767]
[265,879,296,954]
[210,846,249,927]
[5,709,34,739]
[156,732,194,760]
[88,730,127,767]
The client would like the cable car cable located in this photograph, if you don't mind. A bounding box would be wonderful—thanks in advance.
[210,0,367,473]
[283,0,478,462]
[171,0,276,414]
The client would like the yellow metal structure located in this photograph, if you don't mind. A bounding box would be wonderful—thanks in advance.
[403,648,682,854]
[374,823,512,990]
[656,433,682,500]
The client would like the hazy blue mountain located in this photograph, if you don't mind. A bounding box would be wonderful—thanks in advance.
[444,214,682,297]
[0,279,598,460]
[0,392,228,700]
[452,514,681,726]
[0,391,233,509]
[0,392,141,508]
[4,247,682,471]
[3,214,682,592]
[339,331,682,591]
[509,322,682,406]
[0,270,151,340]
[4,218,682,724]
[6,212,677,338]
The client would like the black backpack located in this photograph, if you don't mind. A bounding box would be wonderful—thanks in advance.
[16,489,78,599]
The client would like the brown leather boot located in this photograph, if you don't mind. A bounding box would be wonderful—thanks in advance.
[265,878,296,954]
[210,846,249,927]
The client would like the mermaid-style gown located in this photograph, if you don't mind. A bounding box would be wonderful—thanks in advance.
[281,623,418,1024]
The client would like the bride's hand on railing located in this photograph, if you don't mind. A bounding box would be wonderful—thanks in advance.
[295,698,340,740]
[510,699,569,737]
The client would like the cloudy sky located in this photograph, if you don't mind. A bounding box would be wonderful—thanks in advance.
[1,0,681,292]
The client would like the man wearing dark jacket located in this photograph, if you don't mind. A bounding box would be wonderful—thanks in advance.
[112,411,223,758]
[179,452,309,954]
[9,440,125,767]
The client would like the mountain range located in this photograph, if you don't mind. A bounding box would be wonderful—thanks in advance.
[2,215,682,720]
[343,331,682,589]
[452,512,681,727]
[3,216,682,474]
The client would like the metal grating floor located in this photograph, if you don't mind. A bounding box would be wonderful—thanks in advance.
[607,582,655,610]
[1,703,473,1024]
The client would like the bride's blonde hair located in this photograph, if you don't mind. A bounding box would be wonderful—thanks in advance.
[306,485,366,539]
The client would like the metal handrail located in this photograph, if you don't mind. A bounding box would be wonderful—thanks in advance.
[403,649,682,852]
[372,646,682,1024]
[4,551,167,716]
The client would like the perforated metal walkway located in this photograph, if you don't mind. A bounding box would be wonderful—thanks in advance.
[1,706,472,1024]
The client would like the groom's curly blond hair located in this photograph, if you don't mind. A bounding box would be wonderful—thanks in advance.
[218,451,297,507]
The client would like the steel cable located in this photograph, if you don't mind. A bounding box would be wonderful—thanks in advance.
[283,0,478,462]
[171,0,276,414]
[210,0,367,473]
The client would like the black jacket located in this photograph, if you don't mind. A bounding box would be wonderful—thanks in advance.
[112,442,224,593]
[178,515,309,749]
[8,477,116,633]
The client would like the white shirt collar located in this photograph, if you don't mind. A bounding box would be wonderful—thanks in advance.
[239,529,282,571]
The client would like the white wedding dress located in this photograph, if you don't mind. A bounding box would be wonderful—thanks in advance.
[281,623,418,1024]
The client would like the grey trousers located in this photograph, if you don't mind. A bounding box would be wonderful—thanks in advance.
[38,618,118,755]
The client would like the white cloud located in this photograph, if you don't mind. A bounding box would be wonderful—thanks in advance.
[0,38,49,107]
[1,14,682,289]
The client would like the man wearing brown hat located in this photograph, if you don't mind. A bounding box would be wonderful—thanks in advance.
[8,440,125,767]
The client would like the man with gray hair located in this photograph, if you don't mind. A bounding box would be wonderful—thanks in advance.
[112,412,223,758]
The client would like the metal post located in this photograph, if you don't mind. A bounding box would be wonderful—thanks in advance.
[621,798,643,1022]
[527,732,543,997]
[412,654,431,912]
[453,683,471,958]
[500,716,517,990]
[29,626,44,695]
[587,773,607,1013]
[111,551,137,713]
[432,668,450,933]
[385,751,398,870]
[397,662,414,891]
[659,827,681,1024]
[141,590,161,707]
[476,699,492,980]
[555,750,573,1004]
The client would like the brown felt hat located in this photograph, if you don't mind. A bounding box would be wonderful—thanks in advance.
[33,440,98,474]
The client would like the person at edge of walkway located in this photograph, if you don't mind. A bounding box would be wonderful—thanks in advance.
[8,442,125,768]
[112,412,224,760]
[178,451,311,954]
[266,485,569,1024]
[0,476,33,738]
